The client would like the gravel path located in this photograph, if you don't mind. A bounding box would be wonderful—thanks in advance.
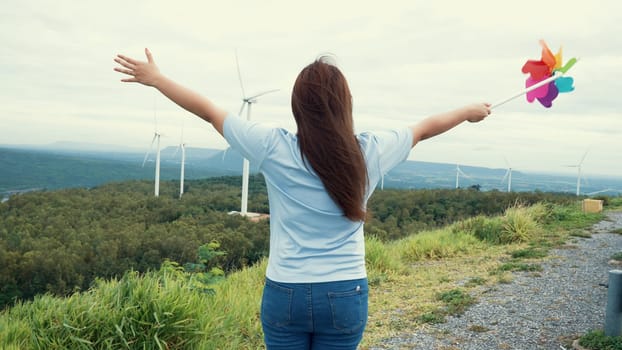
[371,211,622,350]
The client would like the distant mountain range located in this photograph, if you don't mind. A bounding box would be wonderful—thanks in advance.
[2,143,621,200]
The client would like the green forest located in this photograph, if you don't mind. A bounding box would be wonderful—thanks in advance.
[0,174,585,310]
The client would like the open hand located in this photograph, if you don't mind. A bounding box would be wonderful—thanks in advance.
[114,48,161,87]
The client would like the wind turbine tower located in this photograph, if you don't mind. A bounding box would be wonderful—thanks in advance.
[179,143,185,199]
[235,50,278,216]
[501,156,513,192]
[567,149,589,196]
[142,132,162,197]
[174,124,186,199]
[455,164,469,189]
[143,98,162,197]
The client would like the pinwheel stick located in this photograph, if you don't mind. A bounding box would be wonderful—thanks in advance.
[491,73,562,109]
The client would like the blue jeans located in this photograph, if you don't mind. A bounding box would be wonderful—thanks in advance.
[261,277,368,350]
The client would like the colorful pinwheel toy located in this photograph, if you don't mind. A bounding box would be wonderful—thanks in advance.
[492,40,578,109]
[521,40,577,108]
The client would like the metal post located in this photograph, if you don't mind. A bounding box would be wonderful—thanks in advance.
[605,270,622,336]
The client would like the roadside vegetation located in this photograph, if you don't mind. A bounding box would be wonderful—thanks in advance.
[0,178,619,349]
[579,330,622,350]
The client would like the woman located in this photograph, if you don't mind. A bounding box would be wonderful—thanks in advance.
[113,49,491,349]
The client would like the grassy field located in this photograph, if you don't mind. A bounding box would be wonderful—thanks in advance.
[0,199,619,349]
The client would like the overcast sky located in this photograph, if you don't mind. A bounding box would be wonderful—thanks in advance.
[1,0,620,177]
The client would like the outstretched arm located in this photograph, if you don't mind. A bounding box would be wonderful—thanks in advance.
[409,103,491,147]
[114,48,228,136]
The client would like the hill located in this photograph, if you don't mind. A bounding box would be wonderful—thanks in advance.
[2,144,622,201]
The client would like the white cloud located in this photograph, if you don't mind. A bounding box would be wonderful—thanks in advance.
[0,0,620,176]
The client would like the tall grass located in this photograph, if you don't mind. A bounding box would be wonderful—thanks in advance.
[198,259,266,349]
[455,203,549,244]
[0,260,267,350]
[365,235,404,279]
[396,200,553,262]
[397,228,485,262]
[1,270,207,349]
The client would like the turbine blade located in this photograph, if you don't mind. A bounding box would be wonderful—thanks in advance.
[153,95,159,132]
[247,89,279,101]
[501,169,510,183]
[142,134,157,167]
[180,120,185,142]
[579,149,589,165]
[458,168,472,179]
[238,101,246,116]
[235,49,246,99]
[503,155,510,167]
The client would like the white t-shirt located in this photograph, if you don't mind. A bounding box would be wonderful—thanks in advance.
[223,114,412,283]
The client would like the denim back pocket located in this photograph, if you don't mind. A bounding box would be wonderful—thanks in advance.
[328,285,368,334]
[261,279,293,327]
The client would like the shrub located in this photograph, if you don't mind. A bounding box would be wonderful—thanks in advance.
[437,289,476,315]
[398,228,483,262]
[524,202,552,224]
[182,241,226,294]
[500,205,540,243]
[579,329,622,350]
[453,215,503,244]
[494,262,543,273]
[548,204,604,230]
[510,247,548,259]
[451,203,550,245]
[609,197,622,208]
[591,195,610,206]
[418,289,476,324]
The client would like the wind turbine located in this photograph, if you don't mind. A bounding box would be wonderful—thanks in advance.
[173,122,186,199]
[455,164,472,189]
[222,147,229,162]
[234,50,278,216]
[142,97,162,197]
[501,156,513,192]
[566,149,589,196]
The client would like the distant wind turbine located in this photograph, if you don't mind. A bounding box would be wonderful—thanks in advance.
[234,50,278,216]
[566,149,589,196]
[142,97,162,197]
[501,156,513,192]
[173,123,186,199]
[455,164,472,189]
[221,147,229,163]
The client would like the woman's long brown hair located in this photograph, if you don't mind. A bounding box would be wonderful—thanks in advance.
[291,56,368,221]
